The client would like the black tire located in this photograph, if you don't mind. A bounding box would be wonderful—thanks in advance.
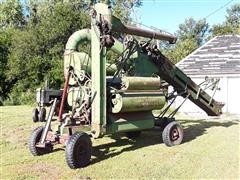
[32,108,39,122]
[65,131,92,169]
[126,131,141,139]
[39,108,46,122]
[29,126,53,156]
[162,121,183,147]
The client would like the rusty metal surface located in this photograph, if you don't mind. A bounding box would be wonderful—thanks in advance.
[58,69,71,122]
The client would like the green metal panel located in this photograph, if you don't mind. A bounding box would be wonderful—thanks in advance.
[134,52,158,76]
[90,3,112,138]
[106,111,155,134]
[91,27,106,138]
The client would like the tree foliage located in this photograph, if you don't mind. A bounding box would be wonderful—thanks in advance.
[163,38,198,64]
[176,17,209,46]
[111,0,142,22]
[212,3,240,36]
[0,0,142,105]
[164,3,240,64]
[4,1,90,105]
[161,18,208,64]
[0,0,26,28]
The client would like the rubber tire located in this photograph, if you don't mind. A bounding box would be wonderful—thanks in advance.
[65,132,92,169]
[162,121,183,147]
[39,108,46,122]
[29,126,53,156]
[126,131,141,139]
[32,108,39,122]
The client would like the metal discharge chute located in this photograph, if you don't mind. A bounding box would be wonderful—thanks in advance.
[29,2,224,169]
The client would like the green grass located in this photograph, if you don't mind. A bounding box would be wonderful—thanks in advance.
[0,106,239,179]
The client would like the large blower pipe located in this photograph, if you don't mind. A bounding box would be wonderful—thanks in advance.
[65,28,124,54]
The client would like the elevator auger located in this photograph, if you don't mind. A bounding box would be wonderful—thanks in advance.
[29,2,224,169]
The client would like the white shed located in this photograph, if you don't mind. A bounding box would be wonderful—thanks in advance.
[175,35,240,115]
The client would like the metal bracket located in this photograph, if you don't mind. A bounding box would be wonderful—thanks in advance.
[157,88,189,119]
[197,77,220,105]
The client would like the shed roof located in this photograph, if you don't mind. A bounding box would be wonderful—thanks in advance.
[177,35,240,76]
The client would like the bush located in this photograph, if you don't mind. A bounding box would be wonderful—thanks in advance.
[4,83,36,105]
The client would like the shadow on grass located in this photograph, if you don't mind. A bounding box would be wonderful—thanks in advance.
[91,128,162,165]
[179,119,239,143]
[91,119,239,165]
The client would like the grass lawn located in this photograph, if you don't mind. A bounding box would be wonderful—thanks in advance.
[0,106,239,179]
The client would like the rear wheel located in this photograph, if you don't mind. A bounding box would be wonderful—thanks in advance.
[162,121,183,147]
[65,131,92,169]
[29,126,53,156]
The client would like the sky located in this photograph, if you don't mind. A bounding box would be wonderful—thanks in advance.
[132,0,239,34]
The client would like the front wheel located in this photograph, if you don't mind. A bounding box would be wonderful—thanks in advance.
[39,108,46,122]
[29,126,53,156]
[32,108,39,122]
[65,132,92,169]
[162,121,183,147]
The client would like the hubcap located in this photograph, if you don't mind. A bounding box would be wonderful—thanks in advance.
[171,127,179,141]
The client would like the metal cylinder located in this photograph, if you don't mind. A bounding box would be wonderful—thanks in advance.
[111,17,177,44]
[111,92,166,113]
[121,77,161,90]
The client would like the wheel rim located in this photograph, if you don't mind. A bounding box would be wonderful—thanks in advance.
[170,126,180,141]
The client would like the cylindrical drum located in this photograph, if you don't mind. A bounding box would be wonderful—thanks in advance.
[111,92,166,113]
[121,77,161,90]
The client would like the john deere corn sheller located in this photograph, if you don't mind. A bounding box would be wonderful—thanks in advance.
[29,2,224,168]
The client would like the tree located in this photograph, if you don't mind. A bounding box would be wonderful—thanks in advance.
[3,1,90,104]
[0,0,27,104]
[226,3,240,28]
[161,17,207,64]
[0,0,26,28]
[0,30,12,105]
[111,0,142,22]
[212,3,240,36]
[163,38,198,64]
[176,17,209,46]
[2,0,142,105]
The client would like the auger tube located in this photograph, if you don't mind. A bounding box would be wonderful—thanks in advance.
[111,17,177,44]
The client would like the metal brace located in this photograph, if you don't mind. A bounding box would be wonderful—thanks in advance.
[38,98,58,146]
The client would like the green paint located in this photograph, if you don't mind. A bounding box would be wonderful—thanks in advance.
[111,93,166,113]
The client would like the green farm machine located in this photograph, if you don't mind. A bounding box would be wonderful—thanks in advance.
[29,2,223,168]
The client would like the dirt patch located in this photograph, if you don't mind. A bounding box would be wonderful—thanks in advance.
[19,162,63,179]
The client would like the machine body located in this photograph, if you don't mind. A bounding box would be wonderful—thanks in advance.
[29,2,223,169]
